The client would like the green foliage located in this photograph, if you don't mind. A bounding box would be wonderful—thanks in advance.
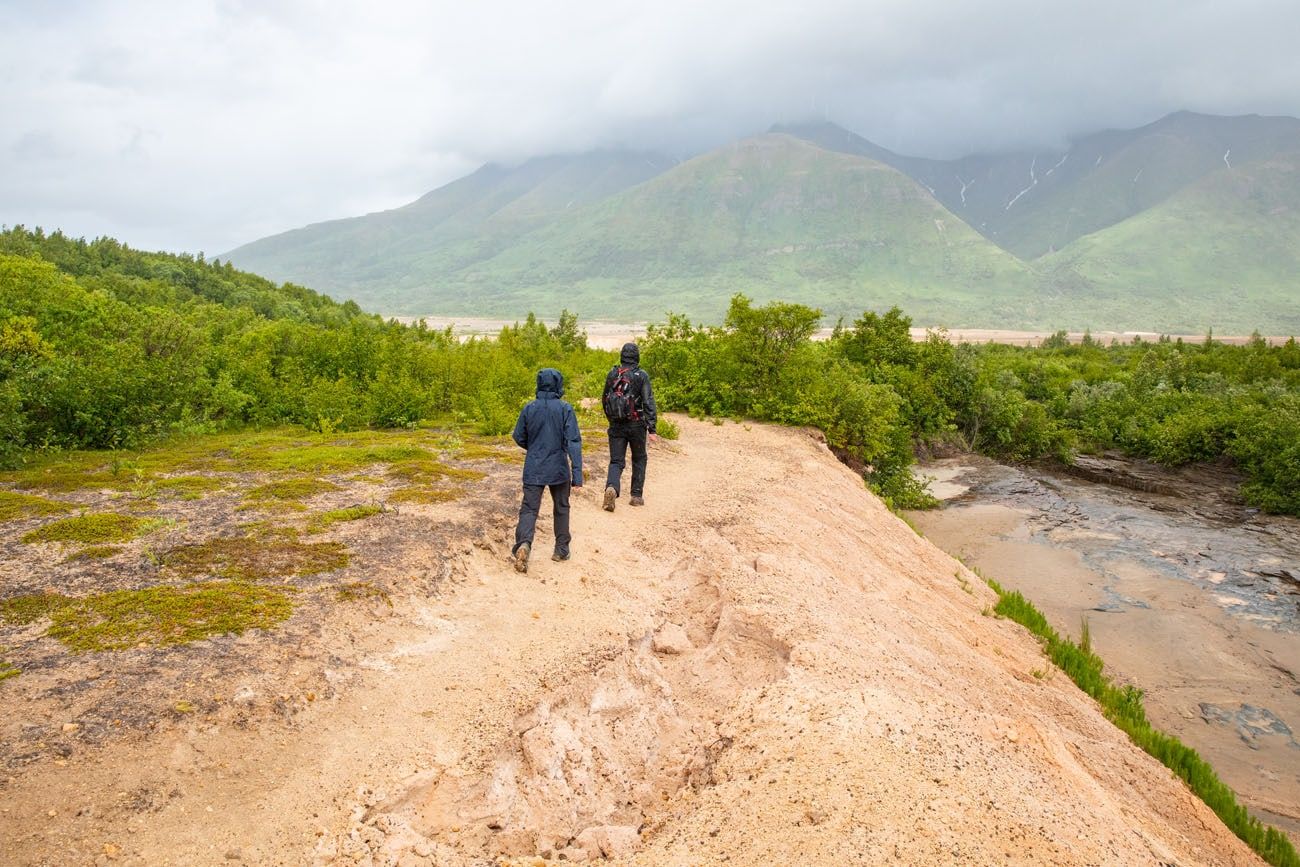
[308,504,383,533]
[988,580,1299,866]
[960,337,1300,513]
[656,416,680,440]
[0,227,615,467]
[644,295,922,499]
[1,582,293,653]
[21,512,165,544]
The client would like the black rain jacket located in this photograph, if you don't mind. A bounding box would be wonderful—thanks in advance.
[512,368,584,487]
[602,343,658,433]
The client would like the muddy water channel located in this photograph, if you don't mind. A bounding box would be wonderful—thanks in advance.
[908,455,1300,841]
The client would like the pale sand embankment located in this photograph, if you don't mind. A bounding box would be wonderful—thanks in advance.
[0,418,1263,864]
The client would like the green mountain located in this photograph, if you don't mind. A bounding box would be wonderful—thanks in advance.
[1037,151,1300,333]
[228,135,1035,324]
[781,111,1300,259]
[418,134,1036,323]
[224,112,1300,332]
[226,150,676,305]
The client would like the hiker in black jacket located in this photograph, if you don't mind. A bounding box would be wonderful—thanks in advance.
[601,342,657,511]
[511,368,583,573]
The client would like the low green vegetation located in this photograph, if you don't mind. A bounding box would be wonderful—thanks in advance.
[0,657,18,681]
[335,580,391,605]
[0,490,73,521]
[162,531,348,580]
[387,486,464,505]
[246,478,341,501]
[987,578,1300,867]
[308,504,383,533]
[22,512,166,544]
[65,544,123,561]
[0,582,293,653]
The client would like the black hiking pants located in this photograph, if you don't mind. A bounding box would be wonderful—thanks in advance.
[606,422,648,498]
[514,482,571,556]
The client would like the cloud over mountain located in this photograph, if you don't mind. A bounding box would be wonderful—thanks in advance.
[2,0,1299,253]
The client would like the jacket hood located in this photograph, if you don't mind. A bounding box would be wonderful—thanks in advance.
[620,342,640,365]
[535,367,564,398]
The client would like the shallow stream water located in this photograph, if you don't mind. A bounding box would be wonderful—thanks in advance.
[908,456,1300,842]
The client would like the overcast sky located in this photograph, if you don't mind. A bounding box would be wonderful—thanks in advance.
[3,0,1299,255]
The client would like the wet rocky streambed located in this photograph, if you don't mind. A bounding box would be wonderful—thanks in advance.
[908,454,1300,843]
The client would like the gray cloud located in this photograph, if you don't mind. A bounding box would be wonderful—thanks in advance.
[2,0,1298,255]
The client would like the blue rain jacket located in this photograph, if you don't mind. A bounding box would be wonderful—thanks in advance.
[512,368,584,486]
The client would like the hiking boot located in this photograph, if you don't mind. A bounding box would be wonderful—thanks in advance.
[603,486,616,512]
[552,549,570,562]
[513,542,530,573]
[630,495,645,507]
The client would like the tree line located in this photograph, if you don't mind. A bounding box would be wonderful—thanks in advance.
[3,226,1296,515]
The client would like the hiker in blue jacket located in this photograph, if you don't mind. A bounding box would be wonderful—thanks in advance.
[511,368,583,573]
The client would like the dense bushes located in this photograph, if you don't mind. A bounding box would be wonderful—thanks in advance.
[642,296,1300,515]
[642,296,927,506]
[963,332,1300,513]
[0,229,611,464]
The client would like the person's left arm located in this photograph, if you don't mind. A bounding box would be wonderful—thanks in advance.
[564,404,583,487]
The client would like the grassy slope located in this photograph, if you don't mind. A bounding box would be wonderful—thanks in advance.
[224,151,675,301]
[1038,152,1300,334]
[785,113,1300,260]
[1001,113,1300,260]
[402,134,1037,324]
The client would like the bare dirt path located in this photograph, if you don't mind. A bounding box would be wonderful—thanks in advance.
[2,418,1263,865]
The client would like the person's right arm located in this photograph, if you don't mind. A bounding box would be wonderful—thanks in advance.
[640,370,659,439]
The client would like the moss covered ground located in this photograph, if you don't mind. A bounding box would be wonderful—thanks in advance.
[22,513,167,545]
[0,422,507,680]
[0,583,294,653]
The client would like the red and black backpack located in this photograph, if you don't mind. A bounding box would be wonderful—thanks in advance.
[603,366,640,422]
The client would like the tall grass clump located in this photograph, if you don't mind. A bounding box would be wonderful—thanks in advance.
[987,578,1299,866]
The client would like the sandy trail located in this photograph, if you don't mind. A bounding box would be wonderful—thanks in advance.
[2,418,1263,865]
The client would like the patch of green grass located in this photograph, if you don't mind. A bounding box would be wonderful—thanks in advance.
[162,533,349,580]
[987,577,1300,867]
[2,582,293,653]
[388,487,464,505]
[386,460,486,484]
[0,490,75,522]
[0,660,18,681]
[657,417,681,440]
[22,513,167,545]
[245,478,341,501]
[65,544,124,562]
[307,504,383,533]
[0,593,69,625]
[0,427,448,494]
[151,476,226,499]
[335,580,391,606]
